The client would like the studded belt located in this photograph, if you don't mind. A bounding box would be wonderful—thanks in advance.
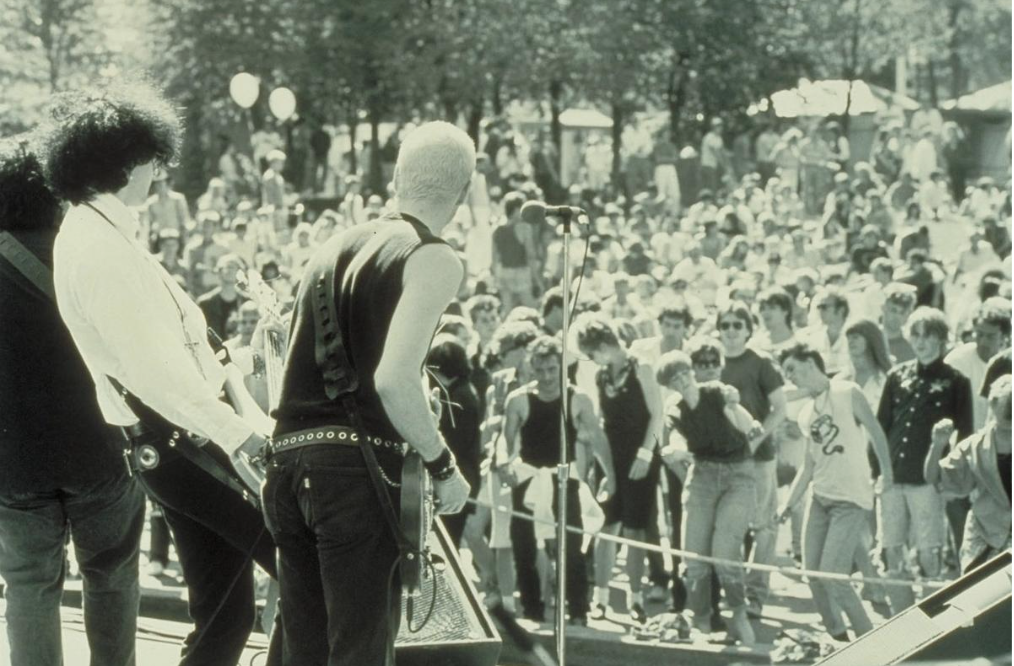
[270,426,406,457]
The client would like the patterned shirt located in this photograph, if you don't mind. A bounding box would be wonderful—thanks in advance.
[877,357,973,484]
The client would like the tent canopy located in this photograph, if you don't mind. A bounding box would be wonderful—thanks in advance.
[942,80,1012,114]
[770,79,921,118]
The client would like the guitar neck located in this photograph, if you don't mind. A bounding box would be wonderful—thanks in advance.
[263,329,286,411]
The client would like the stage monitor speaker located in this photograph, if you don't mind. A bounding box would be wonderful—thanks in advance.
[395,521,502,666]
[817,550,1012,665]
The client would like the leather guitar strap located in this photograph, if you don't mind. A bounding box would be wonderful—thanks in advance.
[311,259,411,552]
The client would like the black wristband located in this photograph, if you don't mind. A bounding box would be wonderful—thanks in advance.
[424,447,457,482]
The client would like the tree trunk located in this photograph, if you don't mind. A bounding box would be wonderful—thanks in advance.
[491,74,504,116]
[948,1,963,98]
[667,54,689,145]
[611,101,624,193]
[466,98,483,143]
[549,78,564,155]
[927,60,939,107]
[368,108,383,196]
[347,111,358,176]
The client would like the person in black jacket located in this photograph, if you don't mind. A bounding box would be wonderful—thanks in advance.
[0,138,145,666]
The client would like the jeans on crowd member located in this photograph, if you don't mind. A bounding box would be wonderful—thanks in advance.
[0,469,145,666]
[746,459,779,608]
[878,483,945,612]
[945,496,972,561]
[803,494,874,637]
[664,467,688,611]
[263,445,402,666]
[511,477,587,621]
[681,459,755,625]
[137,441,282,666]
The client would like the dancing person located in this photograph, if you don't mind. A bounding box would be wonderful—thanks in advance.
[43,81,282,666]
[656,348,764,644]
[575,315,662,624]
[777,343,894,643]
[266,121,473,664]
[0,138,146,666]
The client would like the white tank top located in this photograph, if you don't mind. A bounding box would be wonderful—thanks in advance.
[797,379,875,510]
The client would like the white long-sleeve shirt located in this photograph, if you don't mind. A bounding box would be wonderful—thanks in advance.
[54,193,255,453]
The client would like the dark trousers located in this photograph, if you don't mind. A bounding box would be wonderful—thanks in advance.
[511,476,588,620]
[149,502,171,566]
[664,468,688,611]
[0,469,144,666]
[137,442,281,666]
[263,445,402,666]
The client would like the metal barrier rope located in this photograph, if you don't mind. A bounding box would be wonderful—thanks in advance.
[465,497,948,591]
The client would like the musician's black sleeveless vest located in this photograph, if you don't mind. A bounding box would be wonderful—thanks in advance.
[273,213,447,441]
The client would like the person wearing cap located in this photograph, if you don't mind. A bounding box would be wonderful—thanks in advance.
[155,227,188,282]
[262,149,288,231]
[700,118,728,194]
[492,191,538,312]
[850,224,891,275]
[917,168,951,220]
[772,128,802,194]
[672,240,721,307]
[144,166,190,238]
[798,287,852,377]
[196,253,248,340]
[282,221,317,277]
[908,128,939,183]
[340,174,366,225]
[945,299,1012,432]
[652,126,682,213]
[184,209,231,294]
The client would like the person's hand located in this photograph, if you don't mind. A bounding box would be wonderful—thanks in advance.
[628,455,651,481]
[497,460,520,488]
[235,432,269,461]
[722,385,741,406]
[429,387,444,427]
[875,472,894,495]
[251,313,288,350]
[660,445,690,473]
[775,503,792,525]
[932,419,955,447]
[598,473,617,502]
[434,468,471,515]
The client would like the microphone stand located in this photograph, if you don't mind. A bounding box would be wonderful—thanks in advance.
[554,208,576,666]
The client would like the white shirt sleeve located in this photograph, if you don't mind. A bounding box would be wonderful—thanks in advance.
[58,220,255,453]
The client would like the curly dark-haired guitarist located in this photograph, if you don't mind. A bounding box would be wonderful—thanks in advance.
[266,121,472,665]
[46,82,281,666]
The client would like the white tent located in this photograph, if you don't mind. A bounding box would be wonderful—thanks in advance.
[770,79,921,118]
[942,80,1012,115]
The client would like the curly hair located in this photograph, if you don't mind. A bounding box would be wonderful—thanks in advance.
[427,333,471,381]
[574,313,621,356]
[527,335,562,363]
[491,321,540,357]
[0,136,62,231]
[41,80,182,204]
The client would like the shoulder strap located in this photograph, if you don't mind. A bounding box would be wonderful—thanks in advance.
[310,255,410,551]
[0,231,57,302]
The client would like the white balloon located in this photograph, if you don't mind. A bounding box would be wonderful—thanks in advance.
[229,72,260,109]
[269,87,297,121]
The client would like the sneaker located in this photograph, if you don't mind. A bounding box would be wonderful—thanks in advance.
[589,603,608,620]
[745,598,763,619]
[146,560,165,577]
[629,602,647,624]
[567,615,588,627]
[709,613,727,633]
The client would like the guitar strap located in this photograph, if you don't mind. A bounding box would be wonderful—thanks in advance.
[311,258,412,553]
[0,227,257,508]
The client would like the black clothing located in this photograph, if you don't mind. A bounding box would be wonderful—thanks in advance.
[999,451,1012,504]
[668,384,750,462]
[877,358,974,484]
[492,224,529,268]
[519,387,576,468]
[597,358,660,529]
[0,228,122,494]
[274,213,447,441]
[980,348,1012,398]
[197,287,243,340]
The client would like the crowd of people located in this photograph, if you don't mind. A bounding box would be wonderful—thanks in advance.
[2,79,1012,662]
[129,103,1013,649]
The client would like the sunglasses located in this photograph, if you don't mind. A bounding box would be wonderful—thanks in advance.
[719,321,746,332]
[693,358,721,368]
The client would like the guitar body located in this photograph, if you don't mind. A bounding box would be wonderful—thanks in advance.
[400,450,434,599]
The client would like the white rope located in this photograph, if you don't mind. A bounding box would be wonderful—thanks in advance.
[465,497,948,591]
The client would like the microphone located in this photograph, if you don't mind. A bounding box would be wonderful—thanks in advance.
[520,201,586,225]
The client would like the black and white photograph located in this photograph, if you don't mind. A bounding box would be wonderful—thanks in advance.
[0,0,1011,664]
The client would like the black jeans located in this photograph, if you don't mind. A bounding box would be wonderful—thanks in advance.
[263,445,402,666]
[511,476,588,620]
[137,442,281,666]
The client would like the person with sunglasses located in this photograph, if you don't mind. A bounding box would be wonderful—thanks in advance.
[656,343,765,643]
[716,301,787,619]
